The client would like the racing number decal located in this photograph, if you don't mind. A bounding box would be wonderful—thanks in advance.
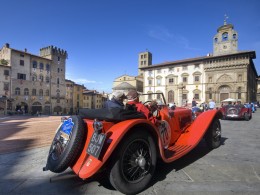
[87,132,106,159]
[158,120,171,148]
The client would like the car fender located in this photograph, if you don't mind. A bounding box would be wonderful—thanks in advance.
[185,109,222,144]
[74,118,160,179]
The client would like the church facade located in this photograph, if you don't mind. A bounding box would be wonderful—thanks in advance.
[139,21,258,106]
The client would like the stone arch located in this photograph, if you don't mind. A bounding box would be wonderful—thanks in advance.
[31,101,42,115]
[217,74,233,83]
[218,85,231,101]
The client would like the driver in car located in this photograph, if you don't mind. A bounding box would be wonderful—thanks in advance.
[126,90,150,119]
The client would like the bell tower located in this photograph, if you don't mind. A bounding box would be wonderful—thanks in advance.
[213,15,238,56]
[138,50,152,76]
[40,46,68,114]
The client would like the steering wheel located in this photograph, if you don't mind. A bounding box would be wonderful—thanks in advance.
[143,100,152,106]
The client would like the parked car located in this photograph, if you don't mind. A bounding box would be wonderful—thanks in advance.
[43,93,223,194]
[220,103,252,121]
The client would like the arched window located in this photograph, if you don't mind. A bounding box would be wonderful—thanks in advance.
[39,89,43,96]
[32,89,36,96]
[32,61,37,68]
[46,76,50,83]
[45,90,49,96]
[46,64,50,71]
[214,37,218,43]
[222,32,228,41]
[24,88,29,95]
[40,63,44,70]
[57,78,60,84]
[233,34,237,39]
[15,87,20,95]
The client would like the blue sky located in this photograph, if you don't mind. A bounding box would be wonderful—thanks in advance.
[1,0,260,93]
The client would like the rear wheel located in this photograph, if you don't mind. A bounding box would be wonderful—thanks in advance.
[109,130,157,195]
[205,119,221,149]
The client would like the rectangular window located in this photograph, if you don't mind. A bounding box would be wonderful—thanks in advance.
[182,94,187,100]
[195,64,199,69]
[169,78,174,84]
[20,54,24,57]
[183,77,187,83]
[157,79,161,86]
[20,60,24,66]
[17,73,26,80]
[148,80,152,85]
[169,67,174,72]
[208,77,212,83]
[157,69,161,73]
[144,54,147,58]
[182,66,187,70]
[148,70,152,76]
[194,94,199,99]
[4,70,9,76]
[195,76,200,82]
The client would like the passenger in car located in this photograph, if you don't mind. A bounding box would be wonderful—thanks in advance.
[126,89,150,119]
[104,91,127,110]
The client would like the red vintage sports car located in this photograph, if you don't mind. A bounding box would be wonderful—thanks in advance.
[43,93,222,194]
[219,103,252,121]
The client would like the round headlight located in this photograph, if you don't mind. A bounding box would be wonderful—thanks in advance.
[93,119,103,133]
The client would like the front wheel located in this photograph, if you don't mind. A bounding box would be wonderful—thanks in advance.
[109,130,157,195]
[205,119,221,149]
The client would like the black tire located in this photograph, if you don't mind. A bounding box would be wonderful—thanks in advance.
[244,113,249,121]
[109,130,157,195]
[205,119,221,149]
[46,115,86,173]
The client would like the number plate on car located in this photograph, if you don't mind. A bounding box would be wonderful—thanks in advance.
[87,132,106,159]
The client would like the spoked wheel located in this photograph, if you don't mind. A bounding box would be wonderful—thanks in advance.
[109,130,156,195]
[45,115,86,173]
[205,118,221,149]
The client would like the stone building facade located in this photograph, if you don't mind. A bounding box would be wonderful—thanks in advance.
[139,21,258,106]
[83,90,108,109]
[0,43,67,114]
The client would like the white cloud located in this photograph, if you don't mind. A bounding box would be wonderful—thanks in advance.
[148,26,201,51]
[73,78,104,84]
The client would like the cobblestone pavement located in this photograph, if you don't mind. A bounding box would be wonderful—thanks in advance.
[0,112,260,195]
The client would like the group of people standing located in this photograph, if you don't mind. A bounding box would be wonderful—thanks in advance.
[192,98,216,111]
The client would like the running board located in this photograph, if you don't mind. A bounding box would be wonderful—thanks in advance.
[162,110,218,162]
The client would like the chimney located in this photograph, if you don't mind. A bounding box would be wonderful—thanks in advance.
[5,43,10,48]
